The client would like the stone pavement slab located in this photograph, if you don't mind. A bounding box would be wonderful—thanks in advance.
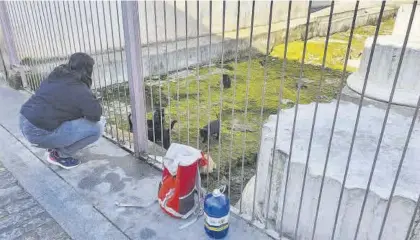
[0,161,70,240]
[0,126,130,240]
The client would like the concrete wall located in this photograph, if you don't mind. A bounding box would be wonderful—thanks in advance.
[2,1,400,86]
[4,1,310,59]
[6,1,397,59]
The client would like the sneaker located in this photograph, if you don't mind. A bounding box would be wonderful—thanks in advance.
[47,151,80,169]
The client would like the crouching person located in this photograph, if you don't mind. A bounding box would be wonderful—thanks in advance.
[19,53,105,169]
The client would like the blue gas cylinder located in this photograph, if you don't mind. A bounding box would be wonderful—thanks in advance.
[204,187,230,239]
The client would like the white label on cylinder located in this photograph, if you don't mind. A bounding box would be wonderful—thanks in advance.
[204,212,230,227]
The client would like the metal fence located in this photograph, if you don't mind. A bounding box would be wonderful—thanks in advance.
[1,1,419,239]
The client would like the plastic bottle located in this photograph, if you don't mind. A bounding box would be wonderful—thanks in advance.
[204,186,230,239]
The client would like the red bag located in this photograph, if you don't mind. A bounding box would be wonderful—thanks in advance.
[158,143,208,219]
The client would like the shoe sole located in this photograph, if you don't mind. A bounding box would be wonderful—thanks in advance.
[46,155,80,170]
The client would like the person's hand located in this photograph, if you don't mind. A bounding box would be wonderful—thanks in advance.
[93,91,103,103]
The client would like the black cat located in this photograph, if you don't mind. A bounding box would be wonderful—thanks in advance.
[128,109,177,149]
[200,119,220,143]
[222,74,231,89]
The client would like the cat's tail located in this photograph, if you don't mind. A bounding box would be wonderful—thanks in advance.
[128,113,133,133]
[170,120,177,130]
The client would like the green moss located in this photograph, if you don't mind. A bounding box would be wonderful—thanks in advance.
[271,18,395,72]
[155,55,343,175]
[21,57,36,66]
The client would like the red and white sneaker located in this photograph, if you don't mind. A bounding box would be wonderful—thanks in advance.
[47,150,81,170]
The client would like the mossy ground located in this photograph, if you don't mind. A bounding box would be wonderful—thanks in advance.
[271,18,395,72]
[100,17,395,202]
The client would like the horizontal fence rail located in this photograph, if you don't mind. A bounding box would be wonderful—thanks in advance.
[1,1,419,239]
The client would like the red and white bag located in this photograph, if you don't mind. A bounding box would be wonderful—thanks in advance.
[158,143,208,219]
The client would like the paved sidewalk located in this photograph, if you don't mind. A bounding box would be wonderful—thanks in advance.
[0,161,70,240]
[0,83,274,240]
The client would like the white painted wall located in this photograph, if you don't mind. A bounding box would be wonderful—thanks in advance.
[6,1,311,59]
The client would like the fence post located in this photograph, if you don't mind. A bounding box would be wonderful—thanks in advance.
[0,1,19,67]
[121,1,148,155]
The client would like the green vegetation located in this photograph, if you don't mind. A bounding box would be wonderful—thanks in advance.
[100,17,395,199]
[158,57,344,186]
[271,18,395,72]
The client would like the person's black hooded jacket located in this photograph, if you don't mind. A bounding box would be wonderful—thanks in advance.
[20,53,102,131]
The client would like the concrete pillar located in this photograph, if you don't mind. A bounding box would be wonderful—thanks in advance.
[239,101,420,240]
[0,1,18,67]
[121,1,148,155]
[346,4,420,108]
[392,3,420,42]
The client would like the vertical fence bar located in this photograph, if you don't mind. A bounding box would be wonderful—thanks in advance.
[227,0,241,200]
[311,2,360,238]
[163,0,171,149]
[10,1,36,90]
[30,2,47,89]
[405,194,420,240]
[35,1,53,84]
[38,2,56,71]
[295,2,335,237]
[55,1,68,58]
[217,0,226,185]
[253,0,274,222]
[121,0,148,154]
[364,3,418,239]
[278,0,313,235]
[239,0,256,213]
[115,1,133,149]
[0,1,19,67]
[17,2,41,90]
[196,0,200,149]
[90,1,109,137]
[103,1,120,142]
[174,0,181,142]
[77,1,87,54]
[379,93,419,239]
[273,0,293,231]
[5,2,24,67]
[152,1,165,150]
[142,1,157,156]
[65,1,76,54]
[18,1,38,90]
[0,48,6,80]
[206,0,213,191]
[331,2,387,239]
[83,1,98,91]
[73,1,82,53]
[88,1,105,95]
[185,0,190,146]
[96,1,114,137]
[107,0,123,144]
[44,2,60,61]
[109,0,126,145]
[4,2,24,66]
[4,2,24,87]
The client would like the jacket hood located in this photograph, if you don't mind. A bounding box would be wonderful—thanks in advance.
[48,52,95,88]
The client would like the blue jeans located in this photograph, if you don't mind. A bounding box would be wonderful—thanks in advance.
[19,115,105,158]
